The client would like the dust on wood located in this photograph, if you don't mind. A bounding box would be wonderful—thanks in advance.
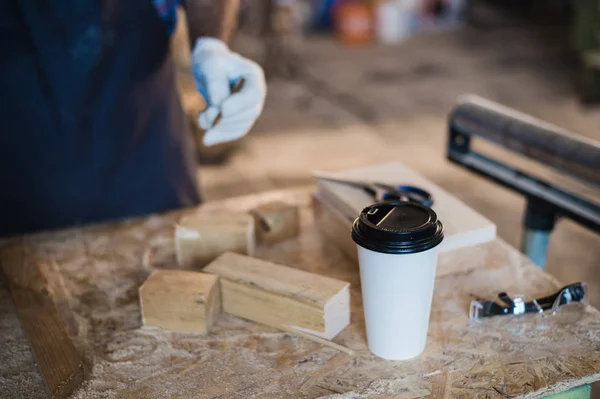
[0,187,598,399]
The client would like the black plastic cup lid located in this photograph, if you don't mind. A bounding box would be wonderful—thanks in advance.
[351,201,444,255]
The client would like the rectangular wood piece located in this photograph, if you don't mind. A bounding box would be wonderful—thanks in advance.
[204,252,350,339]
[249,201,300,244]
[315,161,497,253]
[175,211,255,269]
[139,270,221,334]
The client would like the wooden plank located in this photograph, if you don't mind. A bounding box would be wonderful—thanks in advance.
[175,211,255,269]
[139,270,221,334]
[204,252,350,339]
[313,192,498,276]
[315,161,497,252]
[0,242,84,399]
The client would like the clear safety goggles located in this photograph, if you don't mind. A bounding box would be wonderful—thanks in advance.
[469,282,588,322]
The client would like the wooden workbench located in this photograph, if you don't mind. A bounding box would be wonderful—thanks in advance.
[1,187,599,398]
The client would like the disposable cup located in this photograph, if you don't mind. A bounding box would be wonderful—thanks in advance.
[352,201,444,360]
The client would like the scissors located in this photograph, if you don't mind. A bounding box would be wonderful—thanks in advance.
[313,172,434,207]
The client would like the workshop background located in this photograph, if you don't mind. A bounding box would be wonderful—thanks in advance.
[178,0,600,310]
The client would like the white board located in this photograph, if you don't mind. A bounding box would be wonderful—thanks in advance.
[314,162,496,253]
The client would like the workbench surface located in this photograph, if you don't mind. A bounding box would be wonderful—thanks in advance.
[1,187,599,398]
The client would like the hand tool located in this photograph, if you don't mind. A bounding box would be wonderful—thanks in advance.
[312,172,434,207]
[469,282,587,320]
[447,95,600,268]
[198,77,246,128]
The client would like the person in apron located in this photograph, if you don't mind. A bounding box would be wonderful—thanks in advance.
[0,0,266,236]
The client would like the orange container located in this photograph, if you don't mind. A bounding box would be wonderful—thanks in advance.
[334,1,374,46]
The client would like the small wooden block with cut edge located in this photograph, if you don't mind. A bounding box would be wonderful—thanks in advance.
[139,270,221,334]
[204,252,350,339]
[175,211,255,269]
[250,201,300,244]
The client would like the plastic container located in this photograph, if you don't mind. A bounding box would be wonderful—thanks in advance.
[334,1,374,45]
[375,0,417,44]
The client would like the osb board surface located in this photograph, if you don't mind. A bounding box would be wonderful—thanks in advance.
[1,187,599,399]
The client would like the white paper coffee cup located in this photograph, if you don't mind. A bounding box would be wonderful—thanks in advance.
[352,201,444,360]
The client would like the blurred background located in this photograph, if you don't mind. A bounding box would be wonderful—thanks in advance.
[174,0,600,315]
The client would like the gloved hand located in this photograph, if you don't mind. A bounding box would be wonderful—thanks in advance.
[192,37,266,147]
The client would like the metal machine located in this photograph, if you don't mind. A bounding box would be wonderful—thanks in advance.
[447,95,600,268]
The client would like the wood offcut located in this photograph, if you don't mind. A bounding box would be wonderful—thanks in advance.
[139,270,221,334]
[204,252,350,339]
[175,211,255,269]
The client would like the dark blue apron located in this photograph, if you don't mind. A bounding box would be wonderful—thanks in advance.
[0,0,201,236]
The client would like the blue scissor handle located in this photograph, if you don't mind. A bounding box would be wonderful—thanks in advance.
[382,185,434,207]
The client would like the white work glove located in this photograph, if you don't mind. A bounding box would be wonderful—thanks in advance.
[192,37,266,146]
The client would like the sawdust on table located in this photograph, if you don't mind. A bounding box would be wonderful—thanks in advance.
[10,200,360,399]
[0,274,47,398]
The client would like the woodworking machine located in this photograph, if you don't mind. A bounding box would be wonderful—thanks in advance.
[447,95,600,268]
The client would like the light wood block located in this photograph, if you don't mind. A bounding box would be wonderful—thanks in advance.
[250,201,300,244]
[175,212,255,269]
[139,270,221,334]
[314,161,496,253]
[204,252,350,339]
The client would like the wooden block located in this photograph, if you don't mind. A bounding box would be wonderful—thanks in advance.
[0,243,84,399]
[315,161,497,253]
[175,212,255,269]
[139,270,221,334]
[204,252,350,339]
[249,201,300,244]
